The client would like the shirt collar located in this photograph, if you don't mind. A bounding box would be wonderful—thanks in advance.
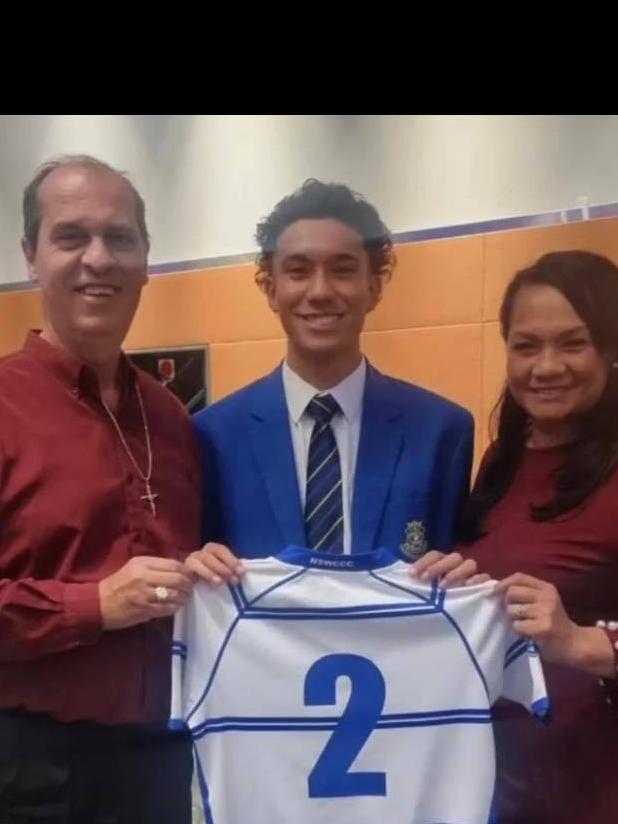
[23,330,137,397]
[282,357,366,425]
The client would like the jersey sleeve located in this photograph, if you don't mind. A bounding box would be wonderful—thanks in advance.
[170,581,242,732]
[443,583,550,723]
[501,635,550,721]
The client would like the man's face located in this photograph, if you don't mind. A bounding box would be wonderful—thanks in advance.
[23,164,148,353]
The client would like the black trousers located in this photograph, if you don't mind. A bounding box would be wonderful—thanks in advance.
[0,709,193,824]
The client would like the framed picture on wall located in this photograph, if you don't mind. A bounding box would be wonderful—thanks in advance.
[128,345,209,413]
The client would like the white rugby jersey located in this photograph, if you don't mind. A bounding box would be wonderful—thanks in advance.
[171,546,548,824]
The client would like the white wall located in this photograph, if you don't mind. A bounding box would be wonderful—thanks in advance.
[1,114,618,285]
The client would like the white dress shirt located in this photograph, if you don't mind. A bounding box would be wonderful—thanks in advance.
[281,358,366,554]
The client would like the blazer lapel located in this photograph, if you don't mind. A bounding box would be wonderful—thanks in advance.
[352,366,404,553]
[249,367,306,547]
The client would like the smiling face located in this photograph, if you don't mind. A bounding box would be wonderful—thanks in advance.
[22,163,148,362]
[263,218,382,383]
[506,283,609,445]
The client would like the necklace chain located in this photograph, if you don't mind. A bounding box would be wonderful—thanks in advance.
[100,384,157,515]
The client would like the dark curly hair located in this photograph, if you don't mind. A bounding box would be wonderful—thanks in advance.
[460,250,618,542]
[254,179,394,284]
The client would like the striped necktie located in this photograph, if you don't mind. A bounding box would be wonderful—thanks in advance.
[304,394,344,554]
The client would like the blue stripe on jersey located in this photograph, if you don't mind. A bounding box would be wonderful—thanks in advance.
[504,639,533,669]
[368,570,440,606]
[195,750,215,824]
[437,608,490,703]
[168,718,188,731]
[505,638,526,659]
[197,708,491,728]
[171,641,187,659]
[237,572,442,619]
[245,566,308,608]
[369,571,491,703]
[487,779,499,824]
[198,708,491,727]
[191,708,492,740]
[531,696,551,723]
[228,581,245,613]
[240,602,442,620]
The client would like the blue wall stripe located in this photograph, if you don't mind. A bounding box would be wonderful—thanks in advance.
[3,202,618,293]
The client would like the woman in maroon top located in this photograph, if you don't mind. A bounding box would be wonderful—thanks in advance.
[459,250,618,823]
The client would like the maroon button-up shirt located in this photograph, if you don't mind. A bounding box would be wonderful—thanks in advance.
[0,332,201,725]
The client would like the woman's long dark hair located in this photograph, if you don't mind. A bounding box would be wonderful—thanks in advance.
[459,250,618,542]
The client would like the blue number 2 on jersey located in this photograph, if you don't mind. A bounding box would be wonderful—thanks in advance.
[304,653,387,798]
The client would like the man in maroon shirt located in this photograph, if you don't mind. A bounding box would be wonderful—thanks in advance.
[0,156,201,823]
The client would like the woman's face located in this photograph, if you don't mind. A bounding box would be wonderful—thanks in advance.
[506,284,609,442]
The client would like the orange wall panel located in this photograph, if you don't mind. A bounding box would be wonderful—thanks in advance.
[0,289,42,354]
[209,338,286,401]
[365,235,484,331]
[124,264,279,349]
